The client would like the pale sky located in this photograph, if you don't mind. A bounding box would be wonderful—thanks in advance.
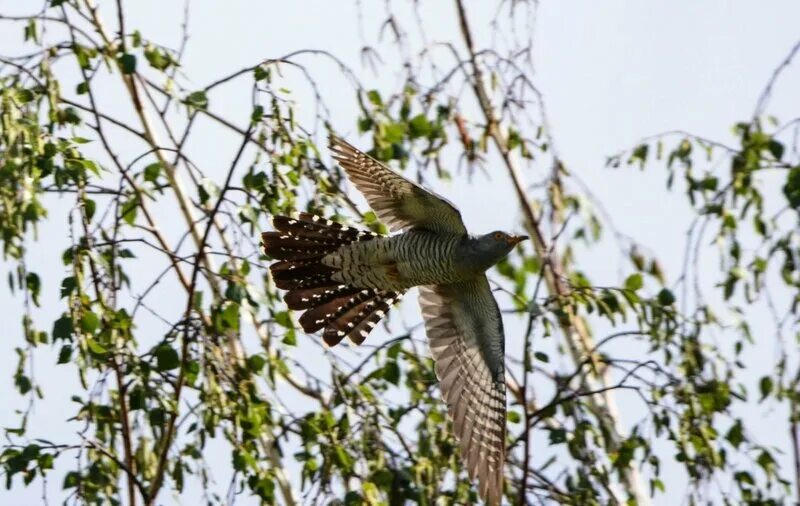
[2,1,799,504]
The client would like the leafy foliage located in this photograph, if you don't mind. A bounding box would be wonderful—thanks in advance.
[0,1,798,505]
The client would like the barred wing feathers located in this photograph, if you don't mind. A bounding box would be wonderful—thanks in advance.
[418,276,506,505]
[329,134,467,235]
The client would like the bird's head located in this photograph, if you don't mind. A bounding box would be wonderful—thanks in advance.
[463,231,529,272]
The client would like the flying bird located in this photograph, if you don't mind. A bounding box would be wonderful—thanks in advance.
[262,134,527,504]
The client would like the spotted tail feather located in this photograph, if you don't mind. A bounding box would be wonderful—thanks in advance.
[322,291,404,346]
[263,214,405,345]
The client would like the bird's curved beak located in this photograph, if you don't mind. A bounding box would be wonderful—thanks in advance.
[509,235,529,246]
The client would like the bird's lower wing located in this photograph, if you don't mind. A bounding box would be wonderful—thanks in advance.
[418,275,506,505]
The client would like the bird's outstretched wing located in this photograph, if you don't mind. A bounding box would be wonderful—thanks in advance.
[329,134,467,234]
[418,276,506,505]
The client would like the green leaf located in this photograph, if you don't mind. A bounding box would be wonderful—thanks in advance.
[758,376,773,401]
[63,471,79,488]
[382,123,405,144]
[81,159,100,175]
[723,275,737,300]
[383,361,400,385]
[118,53,137,74]
[726,419,744,448]
[25,272,41,306]
[548,428,566,444]
[387,342,402,360]
[768,139,784,160]
[15,89,35,103]
[60,276,77,298]
[282,329,296,346]
[60,107,81,124]
[251,105,264,124]
[149,407,165,426]
[232,450,249,471]
[358,116,373,133]
[52,315,73,341]
[247,355,267,373]
[24,19,38,43]
[366,89,382,106]
[143,162,161,183]
[624,273,643,292]
[128,386,145,410]
[334,446,354,473]
[735,470,754,486]
[184,360,200,385]
[753,215,766,236]
[254,66,270,82]
[80,312,99,334]
[534,351,549,363]
[783,167,800,209]
[249,476,275,502]
[224,282,245,303]
[656,288,675,306]
[84,198,96,221]
[274,311,292,329]
[757,450,776,477]
[408,114,432,138]
[57,345,72,364]
[362,211,379,225]
[216,301,240,331]
[507,411,521,423]
[144,46,171,70]
[155,343,180,371]
[677,138,692,158]
[15,374,32,394]
[121,196,139,225]
[629,143,649,167]
[85,338,107,355]
[184,90,209,109]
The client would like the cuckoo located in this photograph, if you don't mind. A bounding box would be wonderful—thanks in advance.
[262,135,527,504]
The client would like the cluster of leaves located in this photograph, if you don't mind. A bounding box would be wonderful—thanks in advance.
[610,115,800,502]
[1,1,799,506]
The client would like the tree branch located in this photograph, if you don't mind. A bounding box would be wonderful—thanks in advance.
[452,1,649,502]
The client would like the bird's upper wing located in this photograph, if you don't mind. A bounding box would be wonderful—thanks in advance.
[418,275,506,505]
[329,134,467,234]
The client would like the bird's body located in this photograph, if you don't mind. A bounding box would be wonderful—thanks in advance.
[262,135,527,505]
[323,230,508,290]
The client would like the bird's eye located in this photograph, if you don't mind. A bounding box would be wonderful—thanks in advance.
[493,232,504,241]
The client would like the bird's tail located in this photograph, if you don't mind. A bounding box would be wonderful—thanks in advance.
[262,213,404,346]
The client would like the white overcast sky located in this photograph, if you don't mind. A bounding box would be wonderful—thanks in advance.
[2,1,800,505]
